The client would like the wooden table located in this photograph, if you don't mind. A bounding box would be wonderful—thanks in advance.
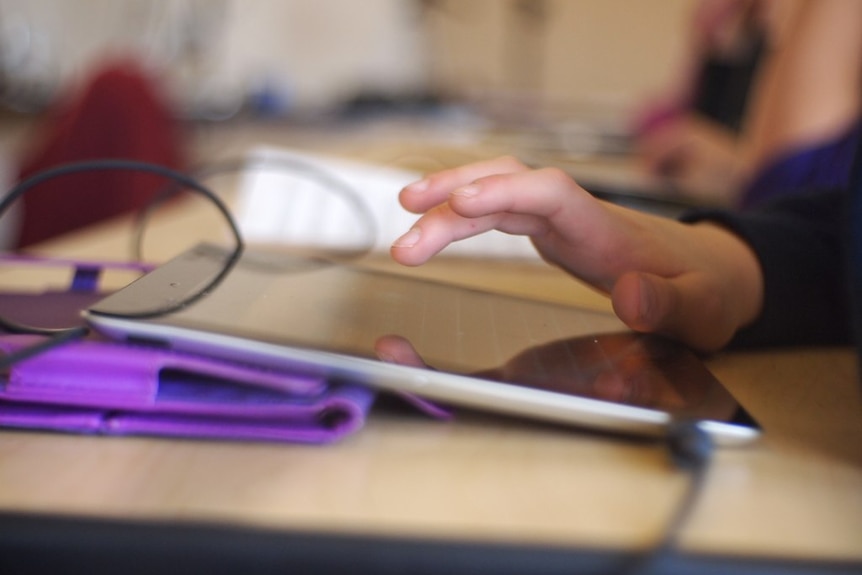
[1,120,861,574]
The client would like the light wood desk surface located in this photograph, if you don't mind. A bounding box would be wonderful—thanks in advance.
[1,120,861,571]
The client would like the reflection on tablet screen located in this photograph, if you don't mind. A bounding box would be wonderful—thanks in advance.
[374,331,742,424]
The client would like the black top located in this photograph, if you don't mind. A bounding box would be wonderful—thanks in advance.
[684,189,853,348]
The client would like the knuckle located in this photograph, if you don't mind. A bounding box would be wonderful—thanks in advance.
[537,166,575,188]
[423,171,449,189]
[496,155,527,170]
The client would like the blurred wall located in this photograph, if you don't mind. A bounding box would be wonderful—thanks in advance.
[424,0,695,117]
[0,0,429,115]
[0,0,694,117]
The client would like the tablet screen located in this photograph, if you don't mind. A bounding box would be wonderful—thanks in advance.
[86,244,751,433]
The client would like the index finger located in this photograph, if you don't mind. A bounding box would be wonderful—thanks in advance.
[399,155,530,214]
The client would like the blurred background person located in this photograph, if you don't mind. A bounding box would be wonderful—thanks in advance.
[632,0,793,205]
[738,0,862,208]
[633,0,862,211]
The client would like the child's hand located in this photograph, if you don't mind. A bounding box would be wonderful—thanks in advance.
[391,156,763,352]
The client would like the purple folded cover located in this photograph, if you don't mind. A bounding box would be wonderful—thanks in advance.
[0,335,376,443]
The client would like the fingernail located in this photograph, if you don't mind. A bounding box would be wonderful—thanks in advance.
[637,275,657,326]
[392,227,422,248]
[451,184,479,198]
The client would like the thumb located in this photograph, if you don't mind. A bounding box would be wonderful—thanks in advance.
[611,271,736,352]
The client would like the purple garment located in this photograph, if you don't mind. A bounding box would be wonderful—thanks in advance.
[740,122,861,209]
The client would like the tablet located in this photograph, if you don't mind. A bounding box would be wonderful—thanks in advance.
[84,243,759,445]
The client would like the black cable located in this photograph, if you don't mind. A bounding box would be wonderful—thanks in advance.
[0,326,90,371]
[618,420,715,575]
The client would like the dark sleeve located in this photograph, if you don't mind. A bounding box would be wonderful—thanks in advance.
[682,189,852,348]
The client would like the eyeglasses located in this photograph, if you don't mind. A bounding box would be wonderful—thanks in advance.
[0,155,380,369]
[0,159,244,368]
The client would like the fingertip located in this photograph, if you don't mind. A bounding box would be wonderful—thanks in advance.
[392,227,422,249]
[390,227,432,266]
[399,179,431,213]
[611,272,667,334]
[450,184,479,199]
[389,245,424,267]
[635,274,662,329]
[613,272,733,352]
[443,186,479,220]
[402,178,429,196]
[611,273,640,330]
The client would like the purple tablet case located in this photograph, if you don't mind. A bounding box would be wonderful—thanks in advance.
[0,334,376,443]
[0,256,450,443]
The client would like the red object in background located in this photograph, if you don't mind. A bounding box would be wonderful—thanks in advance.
[14,58,185,248]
